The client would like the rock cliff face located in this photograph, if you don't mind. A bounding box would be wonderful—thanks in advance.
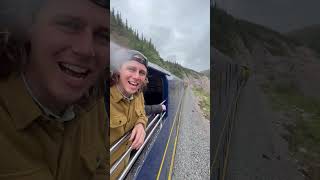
[183,70,210,120]
[184,74,210,94]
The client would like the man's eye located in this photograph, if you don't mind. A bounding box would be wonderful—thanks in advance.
[57,21,81,32]
[139,71,146,76]
[95,32,109,44]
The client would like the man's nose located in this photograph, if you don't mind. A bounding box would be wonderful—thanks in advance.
[132,71,139,79]
[72,31,95,57]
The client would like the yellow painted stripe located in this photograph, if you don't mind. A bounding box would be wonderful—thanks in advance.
[211,107,231,167]
[211,83,243,176]
[222,98,239,179]
[156,89,185,180]
[156,106,179,180]
[211,86,242,170]
[168,104,182,180]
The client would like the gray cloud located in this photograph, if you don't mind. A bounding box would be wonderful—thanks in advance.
[148,25,173,49]
[111,0,210,72]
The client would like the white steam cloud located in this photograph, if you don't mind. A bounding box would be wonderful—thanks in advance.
[110,41,130,73]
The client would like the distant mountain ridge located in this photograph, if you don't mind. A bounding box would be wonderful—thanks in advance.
[200,69,210,78]
[286,24,320,53]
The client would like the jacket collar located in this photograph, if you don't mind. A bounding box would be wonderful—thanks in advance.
[0,74,42,130]
[110,85,136,103]
[21,74,75,122]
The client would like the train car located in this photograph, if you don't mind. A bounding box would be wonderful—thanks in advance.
[211,48,248,179]
[110,62,186,180]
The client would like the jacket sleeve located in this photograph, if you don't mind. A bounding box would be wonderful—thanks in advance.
[134,93,148,129]
[144,105,151,115]
[145,104,163,115]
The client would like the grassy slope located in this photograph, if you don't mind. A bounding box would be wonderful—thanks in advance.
[262,81,320,178]
[192,86,210,119]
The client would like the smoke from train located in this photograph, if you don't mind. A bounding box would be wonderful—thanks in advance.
[110,41,129,74]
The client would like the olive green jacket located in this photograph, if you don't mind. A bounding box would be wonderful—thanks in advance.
[110,85,147,179]
[0,74,108,180]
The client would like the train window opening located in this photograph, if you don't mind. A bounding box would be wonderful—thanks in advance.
[144,70,165,105]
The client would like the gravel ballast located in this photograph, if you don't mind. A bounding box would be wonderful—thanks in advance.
[172,87,210,180]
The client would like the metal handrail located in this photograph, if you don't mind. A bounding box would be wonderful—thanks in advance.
[145,114,161,132]
[110,131,131,154]
[110,114,160,155]
[160,100,166,105]
[118,112,166,180]
[110,100,166,154]
[110,112,166,176]
[110,145,133,175]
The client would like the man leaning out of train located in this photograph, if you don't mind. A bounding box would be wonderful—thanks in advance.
[110,49,150,179]
[0,0,109,179]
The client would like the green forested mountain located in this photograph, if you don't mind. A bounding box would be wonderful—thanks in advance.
[110,9,202,79]
[212,6,300,58]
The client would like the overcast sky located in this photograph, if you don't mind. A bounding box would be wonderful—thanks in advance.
[111,0,210,72]
[215,0,320,33]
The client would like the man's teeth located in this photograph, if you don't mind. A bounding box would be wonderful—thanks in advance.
[61,63,88,73]
[128,81,138,86]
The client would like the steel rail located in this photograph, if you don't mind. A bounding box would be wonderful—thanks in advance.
[118,112,166,180]
[110,112,166,175]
